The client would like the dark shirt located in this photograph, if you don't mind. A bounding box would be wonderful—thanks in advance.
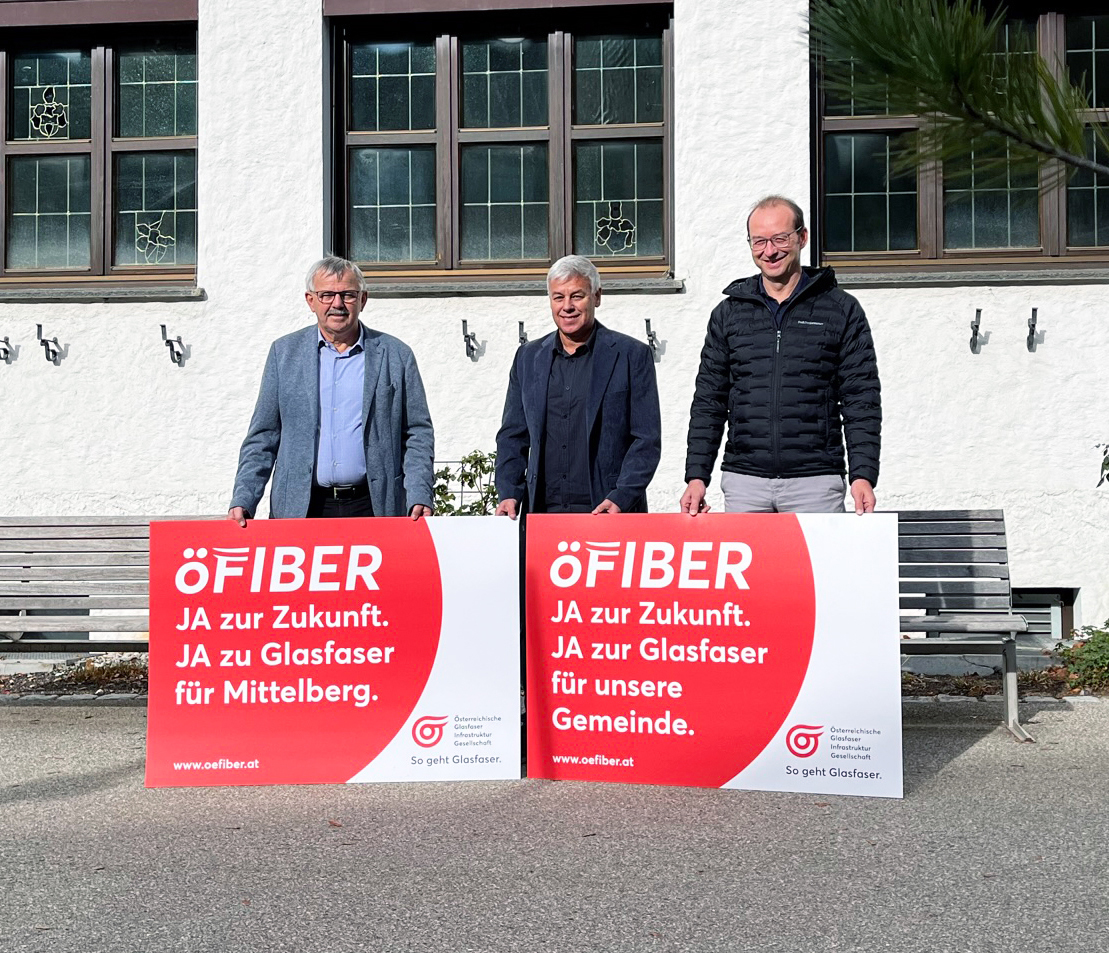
[539,329,596,513]
[758,269,810,328]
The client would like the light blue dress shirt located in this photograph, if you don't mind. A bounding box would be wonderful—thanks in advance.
[316,327,367,487]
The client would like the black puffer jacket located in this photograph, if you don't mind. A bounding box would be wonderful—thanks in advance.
[684,267,881,487]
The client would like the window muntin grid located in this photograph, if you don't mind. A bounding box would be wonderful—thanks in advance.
[349,147,437,263]
[2,33,197,278]
[943,140,1040,249]
[991,18,1037,86]
[460,144,549,260]
[573,36,662,125]
[1067,126,1109,247]
[11,51,91,140]
[117,45,197,138]
[461,39,548,129]
[1067,15,1109,108]
[349,42,436,132]
[113,152,197,266]
[818,10,1109,262]
[823,133,917,252]
[6,155,91,268]
[573,140,663,257]
[823,59,891,118]
[338,12,671,272]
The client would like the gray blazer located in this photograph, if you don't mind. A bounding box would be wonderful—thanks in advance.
[230,323,434,518]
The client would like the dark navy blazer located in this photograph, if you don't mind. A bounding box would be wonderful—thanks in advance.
[494,322,661,513]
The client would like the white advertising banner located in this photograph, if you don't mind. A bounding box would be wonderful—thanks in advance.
[526,513,903,799]
[147,517,521,787]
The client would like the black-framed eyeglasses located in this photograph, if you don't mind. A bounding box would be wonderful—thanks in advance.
[747,227,802,251]
[312,290,361,303]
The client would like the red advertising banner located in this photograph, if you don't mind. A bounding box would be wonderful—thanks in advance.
[525,514,903,798]
[146,518,520,787]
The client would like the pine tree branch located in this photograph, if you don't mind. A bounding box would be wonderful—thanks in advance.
[952,96,1109,178]
[811,0,1109,182]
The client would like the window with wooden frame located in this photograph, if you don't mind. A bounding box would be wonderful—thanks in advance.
[0,27,197,283]
[331,5,673,282]
[817,9,1109,271]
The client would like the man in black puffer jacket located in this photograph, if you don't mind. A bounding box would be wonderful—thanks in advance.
[680,195,881,516]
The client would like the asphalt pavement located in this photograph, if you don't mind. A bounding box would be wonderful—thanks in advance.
[1,697,1106,953]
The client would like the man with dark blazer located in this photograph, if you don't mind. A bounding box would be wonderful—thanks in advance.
[494,255,661,517]
[228,256,434,523]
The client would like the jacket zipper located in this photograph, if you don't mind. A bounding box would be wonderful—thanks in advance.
[772,326,782,475]
[733,278,819,479]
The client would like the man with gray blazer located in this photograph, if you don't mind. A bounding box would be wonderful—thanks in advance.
[228,256,434,523]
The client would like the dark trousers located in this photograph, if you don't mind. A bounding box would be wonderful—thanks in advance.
[307,487,374,519]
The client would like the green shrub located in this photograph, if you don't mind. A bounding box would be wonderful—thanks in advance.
[1056,619,1109,692]
[433,450,498,515]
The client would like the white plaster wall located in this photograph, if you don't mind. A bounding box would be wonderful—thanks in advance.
[0,0,327,515]
[0,0,1106,623]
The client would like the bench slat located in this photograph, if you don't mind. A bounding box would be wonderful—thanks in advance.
[0,526,153,540]
[895,509,1003,521]
[898,549,1008,564]
[0,638,148,653]
[0,567,147,581]
[0,582,148,595]
[0,596,149,609]
[897,521,1005,535]
[901,595,1013,609]
[0,552,148,567]
[0,539,149,553]
[900,639,1008,654]
[899,535,1007,549]
[899,580,1010,594]
[0,616,148,633]
[0,516,215,527]
[899,563,1010,578]
[900,616,1027,633]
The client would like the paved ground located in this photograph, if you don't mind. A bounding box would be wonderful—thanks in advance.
[2,698,1106,953]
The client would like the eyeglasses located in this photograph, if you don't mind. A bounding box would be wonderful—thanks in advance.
[748,227,802,251]
[312,290,361,303]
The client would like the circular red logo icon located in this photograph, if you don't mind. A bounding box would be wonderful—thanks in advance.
[412,715,450,748]
[786,724,824,758]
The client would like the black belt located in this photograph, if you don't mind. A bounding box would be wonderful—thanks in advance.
[314,481,370,501]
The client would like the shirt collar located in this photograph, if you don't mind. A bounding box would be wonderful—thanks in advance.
[554,323,598,357]
[759,269,809,305]
[317,324,365,354]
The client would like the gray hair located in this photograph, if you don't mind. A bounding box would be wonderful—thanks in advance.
[306,255,366,292]
[547,255,601,294]
[746,195,806,235]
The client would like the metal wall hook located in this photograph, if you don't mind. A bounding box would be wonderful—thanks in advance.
[0,336,10,363]
[518,321,528,346]
[969,309,981,353]
[462,319,479,360]
[1027,308,1038,352]
[645,319,660,359]
[36,324,60,364]
[160,325,186,366]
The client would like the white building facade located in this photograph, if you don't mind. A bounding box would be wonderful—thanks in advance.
[0,0,1106,624]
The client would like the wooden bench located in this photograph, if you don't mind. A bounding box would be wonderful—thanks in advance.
[896,509,1031,741]
[3,511,1035,743]
[0,517,214,654]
